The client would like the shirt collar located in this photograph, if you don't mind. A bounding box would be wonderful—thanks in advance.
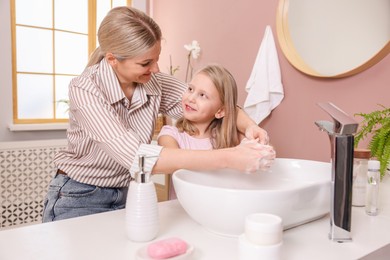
[97,58,161,106]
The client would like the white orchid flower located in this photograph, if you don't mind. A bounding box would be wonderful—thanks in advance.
[184,40,201,59]
[184,40,201,82]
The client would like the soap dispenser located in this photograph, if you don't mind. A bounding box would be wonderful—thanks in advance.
[126,155,159,242]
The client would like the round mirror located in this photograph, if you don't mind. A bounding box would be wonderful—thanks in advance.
[276,0,390,78]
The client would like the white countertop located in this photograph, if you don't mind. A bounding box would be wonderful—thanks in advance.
[1,176,390,260]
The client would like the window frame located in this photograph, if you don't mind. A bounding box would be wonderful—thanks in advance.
[10,0,132,125]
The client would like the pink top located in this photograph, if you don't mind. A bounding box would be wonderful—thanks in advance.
[158,125,213,150]
[158,125,213,199]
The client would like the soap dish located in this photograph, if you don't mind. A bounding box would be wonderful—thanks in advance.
[136,244,194,260]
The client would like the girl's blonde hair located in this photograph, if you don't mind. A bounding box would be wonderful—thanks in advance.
[176,64,239,149]
[87,6,162,67]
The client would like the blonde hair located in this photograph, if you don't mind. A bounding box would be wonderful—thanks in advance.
[176,64,239,149]
[87,6,162,67]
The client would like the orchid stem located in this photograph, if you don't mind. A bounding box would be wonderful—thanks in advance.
[185,53,191,82]
[169,55,173,75]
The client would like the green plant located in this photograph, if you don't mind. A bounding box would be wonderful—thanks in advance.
[168,55,179,76]
[57,99,70,113]
[354,104,390,178]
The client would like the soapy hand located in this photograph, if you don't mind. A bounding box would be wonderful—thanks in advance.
[245,125,269,145]
[240,138,276,173]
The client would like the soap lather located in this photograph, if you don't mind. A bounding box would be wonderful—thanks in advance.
[126,154,159,242]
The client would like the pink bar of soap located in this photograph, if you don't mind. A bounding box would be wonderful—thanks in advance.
[147,237,188,259]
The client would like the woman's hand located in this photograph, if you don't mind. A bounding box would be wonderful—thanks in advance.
[245,125,269,145]
[228,140,276,173]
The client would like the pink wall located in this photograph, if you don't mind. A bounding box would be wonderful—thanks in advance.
[151,0,390,162]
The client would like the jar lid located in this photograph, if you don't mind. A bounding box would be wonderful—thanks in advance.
[354,148,371,159]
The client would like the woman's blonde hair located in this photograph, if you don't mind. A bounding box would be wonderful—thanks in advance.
[176,64,239,149]
[87,6,162,67]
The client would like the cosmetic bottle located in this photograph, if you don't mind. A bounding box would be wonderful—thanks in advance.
[126,155,159,242]
[365,160,380,216]
[352,149,370,207]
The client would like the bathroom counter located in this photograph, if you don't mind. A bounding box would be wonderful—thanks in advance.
[0,176,389,260]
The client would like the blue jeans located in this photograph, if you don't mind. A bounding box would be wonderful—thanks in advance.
[42,173,128,222]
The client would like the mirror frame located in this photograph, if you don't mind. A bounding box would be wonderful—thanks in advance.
[276,0,390,78]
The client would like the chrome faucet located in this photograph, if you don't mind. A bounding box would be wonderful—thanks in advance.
[315,102,358,242]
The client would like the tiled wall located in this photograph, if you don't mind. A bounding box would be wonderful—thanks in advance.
[0,140,66,228]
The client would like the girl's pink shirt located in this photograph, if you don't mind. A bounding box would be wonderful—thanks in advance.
[157,125,213,199]
[158,125,213,150]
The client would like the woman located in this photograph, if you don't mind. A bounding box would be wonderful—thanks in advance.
[42,6,270,222]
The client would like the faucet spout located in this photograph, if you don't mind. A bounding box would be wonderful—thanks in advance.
[315,120,335,135]
[315,102,358,243]
[317,102,358,135]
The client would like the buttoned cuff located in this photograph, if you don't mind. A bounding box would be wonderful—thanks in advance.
[130,144,163,177]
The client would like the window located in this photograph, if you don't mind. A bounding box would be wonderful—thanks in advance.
[11,0,130,124]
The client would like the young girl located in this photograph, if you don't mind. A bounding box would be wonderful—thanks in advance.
[158,64,275,199]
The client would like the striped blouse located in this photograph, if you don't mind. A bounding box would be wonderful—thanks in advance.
[54,58,186,188]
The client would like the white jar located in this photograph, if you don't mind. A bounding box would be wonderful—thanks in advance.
[352,149,371,207]
[238,213,283,260]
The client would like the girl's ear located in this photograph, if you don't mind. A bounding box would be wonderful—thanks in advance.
[105,53,117,66]
[215,107,225,119]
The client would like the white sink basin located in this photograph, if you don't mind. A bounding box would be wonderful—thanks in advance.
[172,158,331,236]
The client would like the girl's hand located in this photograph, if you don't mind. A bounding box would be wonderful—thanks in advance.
[245,125,269,145]
[257,144,276,171]
[229,140,276,173]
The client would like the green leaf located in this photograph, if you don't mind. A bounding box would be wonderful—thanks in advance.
[355,104,390,179]
[380,137,390,178]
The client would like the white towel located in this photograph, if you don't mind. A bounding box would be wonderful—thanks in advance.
[244,25,284,125]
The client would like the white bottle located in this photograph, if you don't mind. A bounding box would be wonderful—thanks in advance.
[126,155,159,242]
[365,160,380,216]
[352,149,370,207]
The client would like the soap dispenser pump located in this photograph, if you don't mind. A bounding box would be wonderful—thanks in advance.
[126,155,159,242]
